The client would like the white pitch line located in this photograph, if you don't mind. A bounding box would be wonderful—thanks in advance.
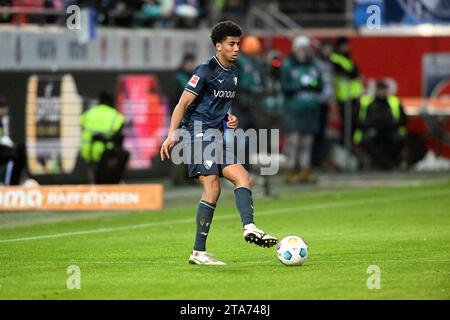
[0,190,448,244]
[1,258,449,267]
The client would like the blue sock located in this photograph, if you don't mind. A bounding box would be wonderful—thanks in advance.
[234,187,254,227]
[193,200,216,251]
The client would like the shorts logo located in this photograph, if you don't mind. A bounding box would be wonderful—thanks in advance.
[188,75,200,88]
[203,160,213,170]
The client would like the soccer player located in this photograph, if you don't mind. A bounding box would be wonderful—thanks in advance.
[160,21,277,265]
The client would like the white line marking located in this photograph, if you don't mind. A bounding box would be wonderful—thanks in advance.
[1,258,449,267]
[0,190,447,244]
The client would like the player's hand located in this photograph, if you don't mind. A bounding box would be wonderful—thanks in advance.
[160,132,175,161]
[227,114,238,129]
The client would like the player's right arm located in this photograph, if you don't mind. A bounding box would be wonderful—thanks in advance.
[160,90,197,161]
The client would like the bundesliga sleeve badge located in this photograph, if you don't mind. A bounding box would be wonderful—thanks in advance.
[188,75,200,88]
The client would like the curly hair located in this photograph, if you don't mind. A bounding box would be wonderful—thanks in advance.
[210,20,243,46]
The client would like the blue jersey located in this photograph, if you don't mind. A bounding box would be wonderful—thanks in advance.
[182,56,238,133]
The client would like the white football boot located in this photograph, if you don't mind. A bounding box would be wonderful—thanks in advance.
[243,224,278,248]
[188,251,226,265]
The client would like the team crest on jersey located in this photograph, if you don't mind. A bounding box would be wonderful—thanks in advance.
[233,77,238,86]
[188,75,200,88]
[204,160,213,170]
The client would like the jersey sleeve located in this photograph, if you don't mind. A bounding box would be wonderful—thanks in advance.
[184,64,209,96]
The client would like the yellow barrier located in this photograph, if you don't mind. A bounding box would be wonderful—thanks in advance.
[0,184,164,212]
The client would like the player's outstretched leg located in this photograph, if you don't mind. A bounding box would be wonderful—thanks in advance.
[223,164,278,248]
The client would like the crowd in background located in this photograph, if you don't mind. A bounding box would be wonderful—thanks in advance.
[166,34,410,186]
[0,0,412,186]
[228,35,408,184]
[0,2,437,187]
[0,0,249,28]
[0,34,410,186]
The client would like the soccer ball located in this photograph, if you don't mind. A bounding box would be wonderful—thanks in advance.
[276,235,308,266]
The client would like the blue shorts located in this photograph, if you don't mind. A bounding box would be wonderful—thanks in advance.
[186,132,239,179]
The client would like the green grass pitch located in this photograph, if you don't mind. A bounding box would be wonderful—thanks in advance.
[0,182,449,299]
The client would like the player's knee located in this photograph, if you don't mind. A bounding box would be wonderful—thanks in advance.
[211,182,221,199]
[205,179,221,201]
[245,174,253,189]
[237,172,253,189]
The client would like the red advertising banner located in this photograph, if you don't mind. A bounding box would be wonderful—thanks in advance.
[270,35,450,97]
